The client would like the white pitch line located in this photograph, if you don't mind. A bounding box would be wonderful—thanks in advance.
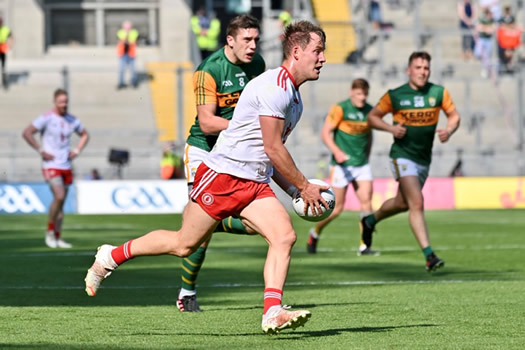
[0,279,512,290]
[3,244,524,257]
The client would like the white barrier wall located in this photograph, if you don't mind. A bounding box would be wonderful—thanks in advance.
[77,180,188,214]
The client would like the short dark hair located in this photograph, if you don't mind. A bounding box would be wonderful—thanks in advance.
[351,78,369,92]
[282,20,326,59]
[53,88,68,100]
[226,14,260,37]
[408,51,431,65]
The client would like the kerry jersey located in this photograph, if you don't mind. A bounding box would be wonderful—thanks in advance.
[32,110,84,170]
[326,98,372,167]
[204,66,303,182]
[376,82,455,166]
[186,47,266,151]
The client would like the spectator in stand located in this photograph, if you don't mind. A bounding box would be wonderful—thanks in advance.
[191,7,221,61]
[497,10,522,74]
[368,0,383,30]
[457,0,476,60]
[0,15,13,89]
[86,169,102,180]
[160,142,184,180]
[116,21,139,89]
[479,0,501,22]
[278,9,293,41]
[475,7,496,78]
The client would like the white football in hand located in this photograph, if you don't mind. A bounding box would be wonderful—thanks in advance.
[292,179,335,222]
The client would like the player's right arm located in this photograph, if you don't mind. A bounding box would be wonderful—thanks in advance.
[193,70,229,135]
[22,123,54,160]
[368,93,406,139]
[321,105,349,164]
[196,104,229,135]
[261,116,328,215]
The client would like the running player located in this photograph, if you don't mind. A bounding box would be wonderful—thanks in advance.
[306,78,377,256]
[84,20,327,335]
[363,51,460,271]
[177,14,265,312]
[22,88,89,248]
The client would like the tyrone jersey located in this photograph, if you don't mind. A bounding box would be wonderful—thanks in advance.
[204,66,303,182]
[32,110,84,170]
[376,82,455,166]
[326,98,372,167]
[186,47,266,152]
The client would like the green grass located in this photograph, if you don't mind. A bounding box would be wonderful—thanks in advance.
[1,210,524,349]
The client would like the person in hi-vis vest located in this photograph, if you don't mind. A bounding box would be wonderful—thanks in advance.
[191,7,220,60]
[116,21,139,89]
[0,16,13,89]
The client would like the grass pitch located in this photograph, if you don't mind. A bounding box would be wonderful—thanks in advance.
[0,210,524,349]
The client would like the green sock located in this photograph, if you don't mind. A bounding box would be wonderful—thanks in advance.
[422,246,433,259]
[365,213,378,227]
[215,217,248,235]
[181,246,207,291]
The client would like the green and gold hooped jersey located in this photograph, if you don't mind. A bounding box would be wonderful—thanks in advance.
[376,82,455,166]
[186,47,266,151]
[326,99,372,167]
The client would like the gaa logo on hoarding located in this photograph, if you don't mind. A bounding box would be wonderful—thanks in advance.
[0,185,46,213]
[111,186,172,209]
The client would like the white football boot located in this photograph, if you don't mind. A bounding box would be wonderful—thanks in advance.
[45,230,58,248]
[85,245,118,296]
[261,305,311,335]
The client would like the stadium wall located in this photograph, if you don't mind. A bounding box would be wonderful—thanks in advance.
[2,177,525,215]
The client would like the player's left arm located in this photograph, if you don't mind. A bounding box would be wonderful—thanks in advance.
[436,88,461,143]
[69,128,89,160]
[365,130,373,159]
[260,116,328,215]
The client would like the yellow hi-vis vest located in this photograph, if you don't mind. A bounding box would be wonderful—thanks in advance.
[116,29,139,58]
[0,25,11,53]
[191,16,220,51]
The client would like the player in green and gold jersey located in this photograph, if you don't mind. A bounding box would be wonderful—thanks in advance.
[306,79,378,256]
[177,14,265,312]
[363,51,460,272]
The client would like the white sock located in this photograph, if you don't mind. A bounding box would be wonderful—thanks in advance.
[178,288,197,298]
[309,227,319,239]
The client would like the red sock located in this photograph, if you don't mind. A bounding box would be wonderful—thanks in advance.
[54,231,61,239]
[264,288,283,313]
[47,222,55,232]
[111,240,134,265]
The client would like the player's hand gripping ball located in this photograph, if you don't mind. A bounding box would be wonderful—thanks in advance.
[292,179,335,222]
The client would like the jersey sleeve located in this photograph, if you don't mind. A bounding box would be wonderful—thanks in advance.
[74,119,85,133]
[376,92,394,114]
[193,70,217,106]
[326,105,344,127]
[32,115,48,130]
[257,83,290,119]
[441,88,456,114]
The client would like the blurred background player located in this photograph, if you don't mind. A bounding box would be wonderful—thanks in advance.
[84,20,327,335]
[177,14,265,312]
[0,15,13,89]
[22,88,89,248]
[116,20,139,89]
[363,51,460,272]
[306,78,376,256]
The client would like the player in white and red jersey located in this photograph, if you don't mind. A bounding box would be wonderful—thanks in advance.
[85,21,326,335]
[22,88,89,248]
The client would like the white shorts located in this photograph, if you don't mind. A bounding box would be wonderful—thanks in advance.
[184,143,209,192]
[329,163,373,188]
[389,158,429,186]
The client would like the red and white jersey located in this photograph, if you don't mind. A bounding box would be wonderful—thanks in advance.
[32,110,84,170]
[204,66,303,182]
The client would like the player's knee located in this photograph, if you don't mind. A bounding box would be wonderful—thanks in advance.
[271,228,296,248]
[331,205,344,217]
